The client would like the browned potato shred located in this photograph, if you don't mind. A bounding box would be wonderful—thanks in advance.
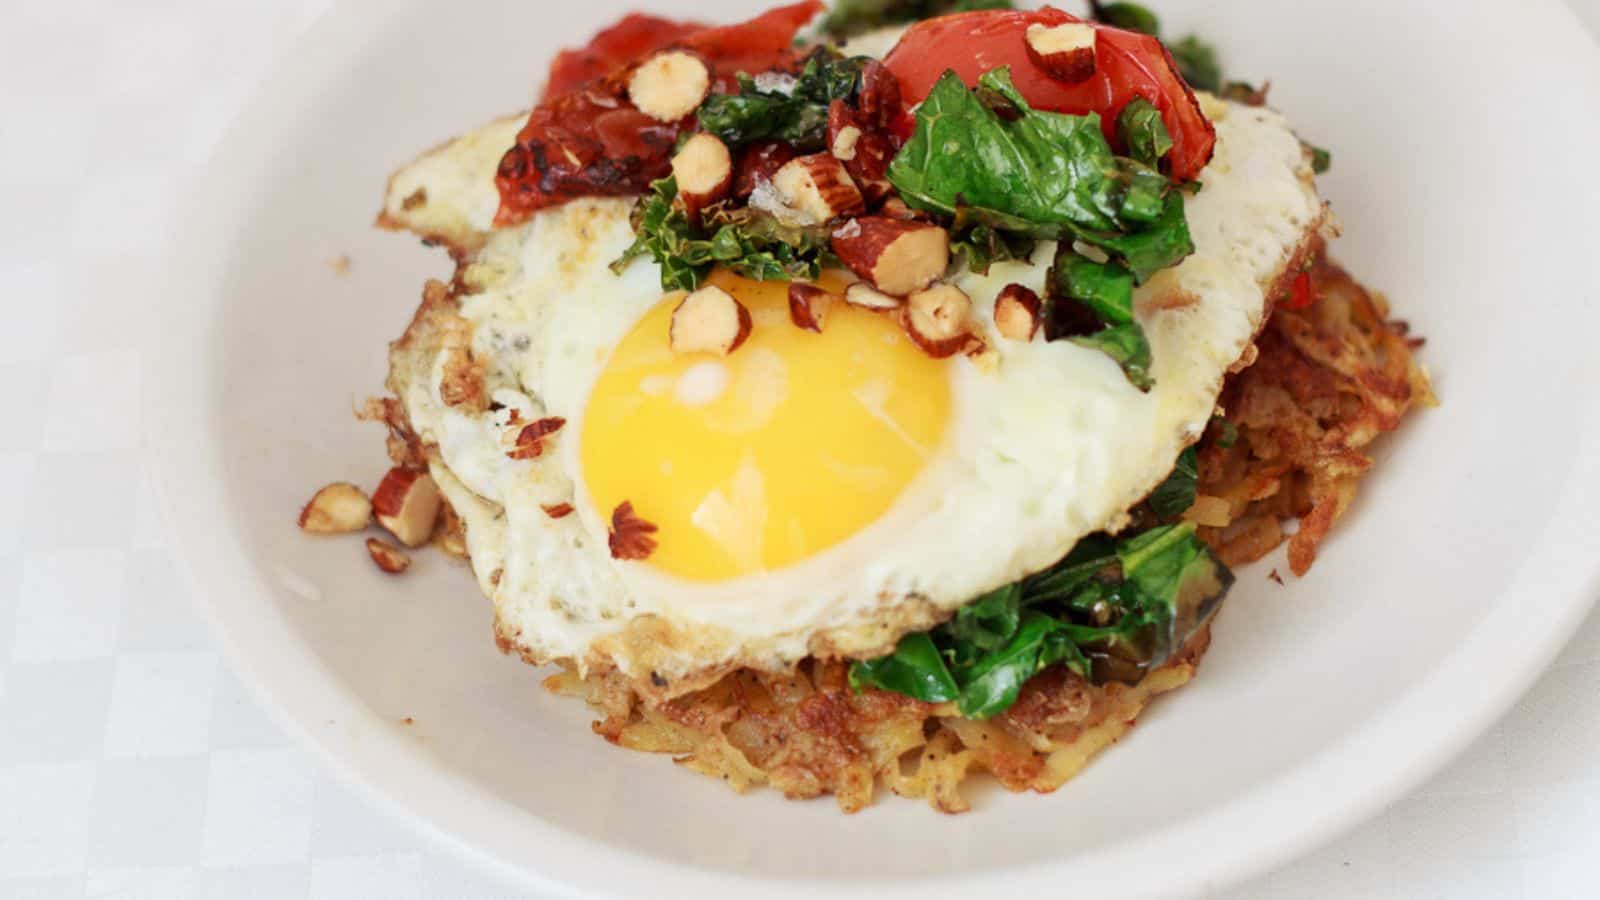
[546,255,1431,813]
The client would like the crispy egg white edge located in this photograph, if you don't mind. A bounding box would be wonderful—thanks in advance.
[384,99,1321,681]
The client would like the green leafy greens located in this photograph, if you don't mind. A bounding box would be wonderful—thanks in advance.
[886,67,1195,388]
[612,177,834,291]
[849,524,1233,718]
[818,0,1014,40]
[696,51,868,152]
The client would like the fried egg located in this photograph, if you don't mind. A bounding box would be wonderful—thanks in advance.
[379,96,1325,693]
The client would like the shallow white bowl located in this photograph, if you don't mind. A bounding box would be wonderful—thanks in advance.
[149,1,1600,897]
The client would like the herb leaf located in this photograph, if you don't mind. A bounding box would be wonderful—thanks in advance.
[1089,2,1160,36]
[847,632,959,703]
[818,0,1014,40]
[1169,34,1223,93]
[1117,97,1174,169]
[697,52,867,152]
[1144,446,1199,521]
[886,66,1192,390]
[850,523,1232,718]
[613,177,833,291]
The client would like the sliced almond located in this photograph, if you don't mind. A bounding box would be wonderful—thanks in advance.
[994,283,1043,341]
[771,153,865,224]
[1025,23,1097,84]
[366,537,412,574]
[670,132,733,221]
[831,216,950,296]
[371,467,443,548]
[844,281,902,310]
[904,284,974,358]
[627,50,710,122]
[787,283,839,332]
[297,482,371,534]
[669,285,753,356]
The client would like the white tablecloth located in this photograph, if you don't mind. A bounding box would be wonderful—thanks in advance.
[3,2,1596,897]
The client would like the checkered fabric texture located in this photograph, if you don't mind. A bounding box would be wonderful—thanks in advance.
[2,1,1597,898]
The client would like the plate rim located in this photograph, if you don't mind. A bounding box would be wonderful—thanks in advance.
[145,1,1600,897]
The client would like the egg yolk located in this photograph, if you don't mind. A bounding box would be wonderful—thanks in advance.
[581,271,952,582]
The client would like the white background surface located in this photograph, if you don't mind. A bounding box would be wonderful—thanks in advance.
[3,1,1597,898]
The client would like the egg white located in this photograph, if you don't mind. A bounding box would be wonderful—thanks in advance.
[381,97,1325,688]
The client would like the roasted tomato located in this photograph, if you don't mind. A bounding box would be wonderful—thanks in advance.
[882,6,1215,181]
[543,14,705,101]
[496,1,824,226]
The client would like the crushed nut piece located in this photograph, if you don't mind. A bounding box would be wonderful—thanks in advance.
[608,501,659,560]
[372,467,443,547]
[508,417,567,460]
[366,537,412,574]
[298,482,371,534]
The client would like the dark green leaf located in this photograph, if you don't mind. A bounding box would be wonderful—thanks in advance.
[887,67,1194,376]
[1090,2,1161,35]
[848,633,960,703]
[818,0,1014,40]
[1023,534,1117,604]
[696,52,867,151]
[1117,97,1174,169]
[849,524,1232,717]
[1169,34,1223,93]
[946,583,1022,658]
[1145,447,1198,521]
[955,613,1059,719]
[1051,250,1134,325]
[1080,190,1195,283]
[1309,143,1332,174]
[612,177,833,291]
[1071,321,1154,390]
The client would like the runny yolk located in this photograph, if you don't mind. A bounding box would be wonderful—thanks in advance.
[580,270,953,582]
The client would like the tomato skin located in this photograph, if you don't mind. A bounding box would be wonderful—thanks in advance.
[882,6,1215,181]
[543,14,704,101]
[496,2,824,226]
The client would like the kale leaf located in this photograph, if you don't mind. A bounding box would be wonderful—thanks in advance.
[612,177,834,291]
[1088,2,1161,36]
[696,51,867,152]
[886,68,1196,388]
[1144,446,1199,521]
[1116,97,1174,169]
[1169,34,1223,93]
[889,68,1195,275]
[818,0,1014,40]
[849,523,1232,718]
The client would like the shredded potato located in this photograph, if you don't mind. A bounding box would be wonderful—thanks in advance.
[545,255,1431,812]
[1195,257,1434,574]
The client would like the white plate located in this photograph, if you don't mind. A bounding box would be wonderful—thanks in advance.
[148,1,1600,897]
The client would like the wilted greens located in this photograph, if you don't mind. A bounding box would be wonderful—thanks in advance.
[886,67,1194,387]
[612,177,834,291]
[818,0,1013,40]
[696,51,868,152]
[850,524,1233,719]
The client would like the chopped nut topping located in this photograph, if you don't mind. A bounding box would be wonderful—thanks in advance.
[507,417,567,460]
[298,482,372,534]
[366,537,412,574]
[608,501,659,561]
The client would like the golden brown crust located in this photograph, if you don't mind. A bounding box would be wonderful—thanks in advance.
[1196,256,1433,574]
[546,628,1208,813]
